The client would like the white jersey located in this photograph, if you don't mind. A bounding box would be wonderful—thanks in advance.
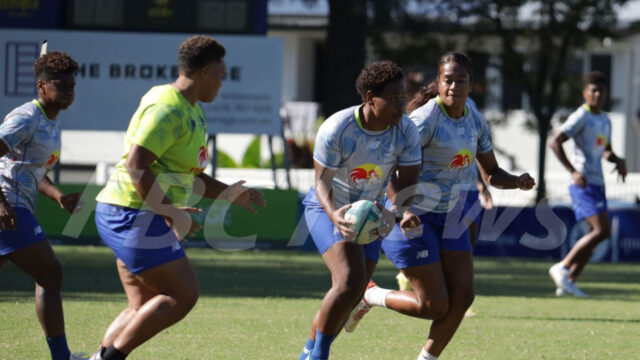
[559,105,611,186]
[409,96,493,213]
[0,101,61,213]
[313,105,422,208]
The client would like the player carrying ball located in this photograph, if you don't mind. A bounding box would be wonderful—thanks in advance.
[345,52,535,360]
[298,60,422,360]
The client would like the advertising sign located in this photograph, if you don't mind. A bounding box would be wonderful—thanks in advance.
[0,29,283,135]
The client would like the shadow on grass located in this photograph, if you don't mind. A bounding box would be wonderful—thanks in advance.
[1,246,639,302]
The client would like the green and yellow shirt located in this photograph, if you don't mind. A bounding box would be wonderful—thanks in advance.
[97,85,208,208]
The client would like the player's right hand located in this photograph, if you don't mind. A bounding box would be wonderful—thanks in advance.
[571,171,587,188]
[331,204,357,241]
[0,201,17,231]
[165,207,202,241]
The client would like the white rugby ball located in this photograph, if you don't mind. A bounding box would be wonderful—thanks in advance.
[344,200,382,245]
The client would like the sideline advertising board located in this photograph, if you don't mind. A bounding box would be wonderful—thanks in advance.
[0,29,283,135]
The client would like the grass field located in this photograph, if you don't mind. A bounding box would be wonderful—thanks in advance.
[1,245,639,360]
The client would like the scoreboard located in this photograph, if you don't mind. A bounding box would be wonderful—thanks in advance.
[0,0,268,34]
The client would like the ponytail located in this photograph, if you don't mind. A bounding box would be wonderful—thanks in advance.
[407,80,438,113]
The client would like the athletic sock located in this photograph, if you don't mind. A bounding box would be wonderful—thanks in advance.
[298,337,315,360]
[417,347,439,360]
[364,286,392,308]
[309,329,335,360]
[46,334,71,360]
[102,345,127,360]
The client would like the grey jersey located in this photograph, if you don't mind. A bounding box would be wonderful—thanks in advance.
[559,105,611,186]
[409,97,493,213]
[0,101,61,213]
[313,105,422,208]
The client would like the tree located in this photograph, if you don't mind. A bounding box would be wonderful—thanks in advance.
[438,0,627,202]
[362,0,626,201]
[324,0,367,115]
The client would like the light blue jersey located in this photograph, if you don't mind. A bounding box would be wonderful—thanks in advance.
[313,105,422,208]
[409,96,493,213]
[559,104,611,186]
[0,101,61,213]
[457,97,483,191]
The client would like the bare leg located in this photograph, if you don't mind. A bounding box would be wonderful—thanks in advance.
[423,250,474,357]
[468,221,479,249]
[307,256,377,340]
[98,259,156,349]
[562,211,610,282]
[383,262,449,319]
[310,242,371,336]
[107,257,199,354]
[7,240,65,337]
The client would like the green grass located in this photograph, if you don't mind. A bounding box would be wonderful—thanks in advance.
[1,246,639,359]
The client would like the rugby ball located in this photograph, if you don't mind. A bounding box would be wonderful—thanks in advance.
[344,200,382,245]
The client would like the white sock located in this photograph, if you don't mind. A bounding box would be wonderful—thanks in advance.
[364,286,392,308]
[417,348,438,360]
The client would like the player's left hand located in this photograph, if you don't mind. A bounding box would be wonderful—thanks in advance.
[399,210,422,239]
[479,187,493,210]
[516,173,535,190]
[614,158,627,182]
[223,180,266,214]
[58,192,83,214]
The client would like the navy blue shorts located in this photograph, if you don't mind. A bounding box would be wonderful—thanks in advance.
[381,206,471,269]
[0,207,47,256]
[459,189,483,223]
[302,188,381,262]
[569,184,608,221]
[95,202,186,274]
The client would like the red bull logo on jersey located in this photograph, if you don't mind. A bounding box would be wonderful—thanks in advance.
[350,163,384,187]
[189,146,208,174]
[596,134,607,147]
[449,149,473,169]
[45,150,60,167]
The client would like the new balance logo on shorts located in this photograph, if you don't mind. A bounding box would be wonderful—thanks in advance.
[34,225,43,236]
[416,250,429,259]
[172,242,181,252]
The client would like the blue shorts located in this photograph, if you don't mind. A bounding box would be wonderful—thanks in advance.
[459,189,483,223]
[381,207,471,269]
[302,188,381,262]
[569,184,608,221]
[0,207,47,256]
[95,202,186,274]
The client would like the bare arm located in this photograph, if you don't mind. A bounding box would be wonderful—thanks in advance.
[126,144,198,239]
[194,172,265,214]
[387,165,422,237]
[549,131,587,187]
[313,160,356,240]
[38,176,82,213]
[387,165,420,209]
[603,144,627,182]
[476,150,535,190]
[549,132,577,174]
[0,139,16,229]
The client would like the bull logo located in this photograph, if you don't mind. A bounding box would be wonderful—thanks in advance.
[596,134,607,147]
[45,150,59,167]
[198,146,207,169]
[349,163,384,187]
[449,149,473,169]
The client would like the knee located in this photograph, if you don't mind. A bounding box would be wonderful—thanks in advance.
[333,273,367,302]
[416,298,449,320]
[457,289,475,311]
[36,259,63,290]
[179,281,200,311]
[593,226,611,240]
